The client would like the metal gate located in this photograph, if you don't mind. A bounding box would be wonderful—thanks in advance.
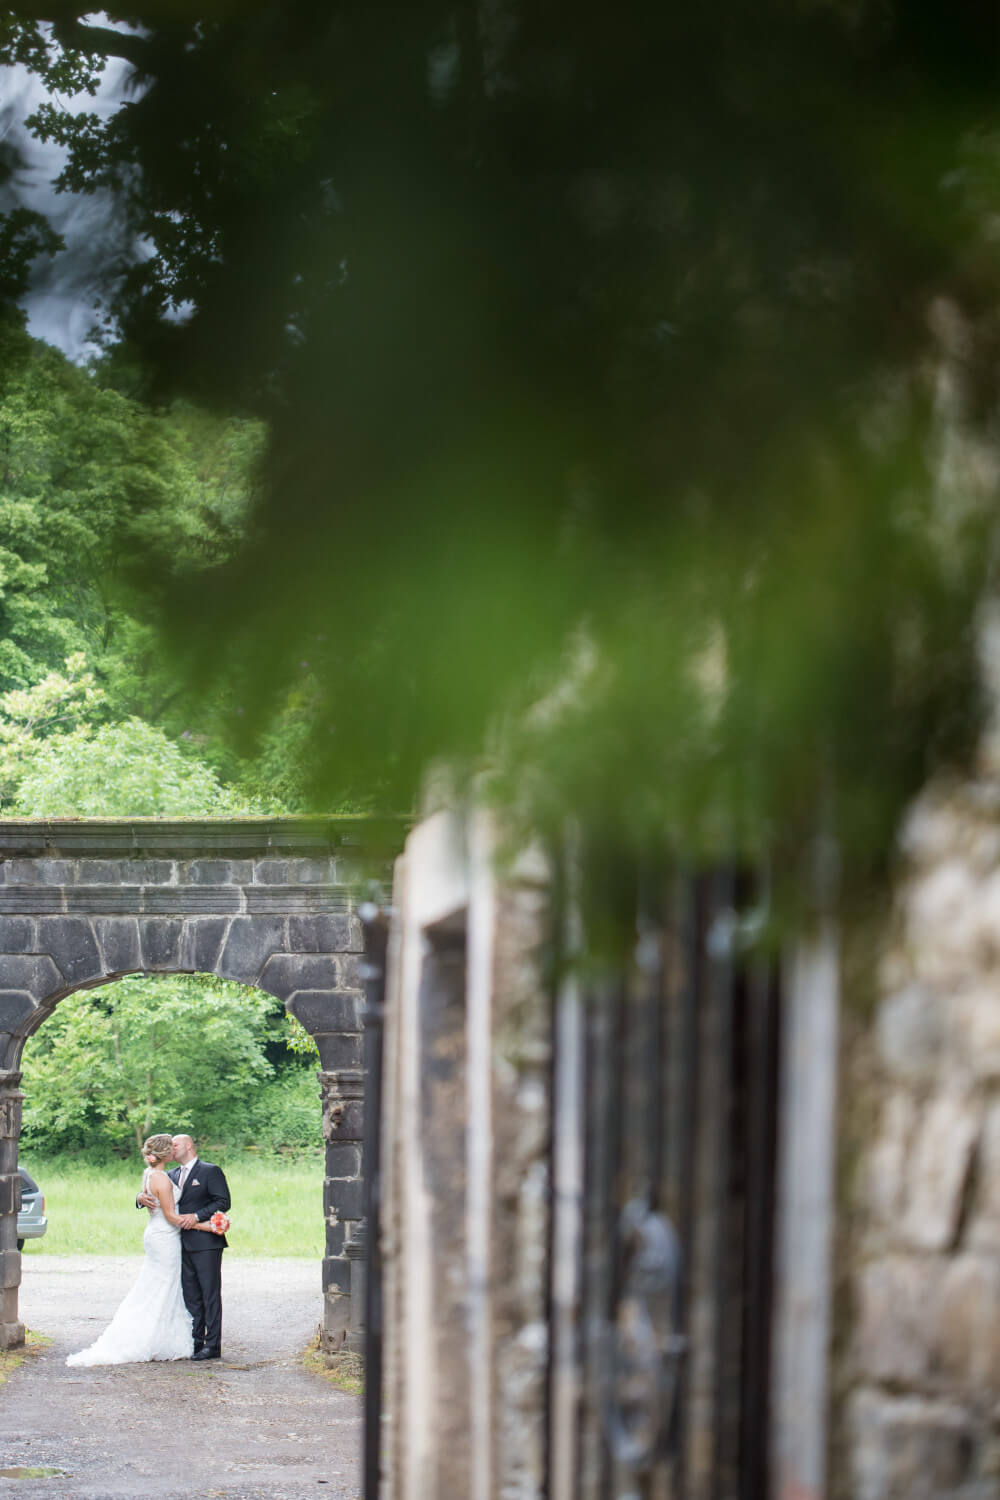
[549,867,781,1500]
[361,861,783,1500]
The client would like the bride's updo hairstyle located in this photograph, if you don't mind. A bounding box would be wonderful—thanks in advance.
[143,1134,174,1163]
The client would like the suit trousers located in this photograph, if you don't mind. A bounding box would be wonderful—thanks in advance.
[181,1247,224,1352]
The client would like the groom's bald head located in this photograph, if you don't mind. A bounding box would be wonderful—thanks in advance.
[172,1134,196,1163]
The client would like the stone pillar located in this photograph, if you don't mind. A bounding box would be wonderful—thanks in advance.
[840,780,1000,1497]
[345,1220,367,1355]
[0,1069,24,1349]
[379,808,554,1500]
[320,1067,365,1354]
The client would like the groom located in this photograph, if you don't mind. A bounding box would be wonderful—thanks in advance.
[169,1133,231,1361]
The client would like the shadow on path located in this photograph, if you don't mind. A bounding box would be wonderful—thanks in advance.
[0,1257,361,1500]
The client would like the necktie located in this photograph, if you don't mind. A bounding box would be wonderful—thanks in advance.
[179,1163,191,1191]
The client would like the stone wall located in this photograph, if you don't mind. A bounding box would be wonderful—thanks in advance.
[379,809,552,1500]
[0,818,403,1352]
[844,781,1000,1498]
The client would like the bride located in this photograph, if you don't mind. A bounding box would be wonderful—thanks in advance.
[66,1134,195,1366]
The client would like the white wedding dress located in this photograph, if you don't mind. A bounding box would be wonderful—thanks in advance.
[66,1170,194,1366]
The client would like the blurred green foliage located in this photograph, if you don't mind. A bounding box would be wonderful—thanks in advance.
[0,321,260,692]
[4,2,1000,883]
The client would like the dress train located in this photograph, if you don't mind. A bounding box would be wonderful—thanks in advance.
[66,1173,193,1367]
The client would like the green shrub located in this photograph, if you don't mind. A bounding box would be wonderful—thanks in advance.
[241,1068,323,1154]
[19,974,322,1159]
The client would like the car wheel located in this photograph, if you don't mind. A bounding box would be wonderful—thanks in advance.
[16,1239,23,1251]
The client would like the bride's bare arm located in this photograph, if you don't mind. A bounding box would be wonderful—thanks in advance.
[149,1170,183,1226]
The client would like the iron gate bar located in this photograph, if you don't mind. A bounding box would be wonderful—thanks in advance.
[606,970,630,1498]
[639,866,668,1221]
[544,857,785,1500]
[657,870,689,1486]
[738,951,780,1500]
[360,906,389,1500]
[671,870,703,1499]
[548,843,588,1500]
[639,863,671,1492]
[707,867,740,1500]
[580,976,617,1500]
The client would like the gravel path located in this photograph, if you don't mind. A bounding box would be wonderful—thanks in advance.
[0,1257,361,1500]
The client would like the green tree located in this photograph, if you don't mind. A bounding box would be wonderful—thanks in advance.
[12,716,250,816]
[20,975,279,1155]
[0,654,254,815]
[0,652,102,803]
[0,321,305,808]
[0,321,263,698]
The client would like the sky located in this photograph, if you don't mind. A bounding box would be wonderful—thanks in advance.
[1,49,134,359]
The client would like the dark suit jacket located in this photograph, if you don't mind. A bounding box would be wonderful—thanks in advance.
[169,1160,231,1253]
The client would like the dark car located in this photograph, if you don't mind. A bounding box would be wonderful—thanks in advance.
[17,1166,47,1251]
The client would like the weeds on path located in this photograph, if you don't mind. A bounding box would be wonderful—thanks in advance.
[0,1330,51,1385]
[302,1331,364,1396]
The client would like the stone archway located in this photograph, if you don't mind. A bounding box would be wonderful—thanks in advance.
[0,816,404,1351]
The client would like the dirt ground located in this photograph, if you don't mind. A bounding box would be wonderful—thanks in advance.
[0,1256,361,1500]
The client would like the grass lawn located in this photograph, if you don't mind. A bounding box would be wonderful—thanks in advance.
[19,1153,326,1258]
